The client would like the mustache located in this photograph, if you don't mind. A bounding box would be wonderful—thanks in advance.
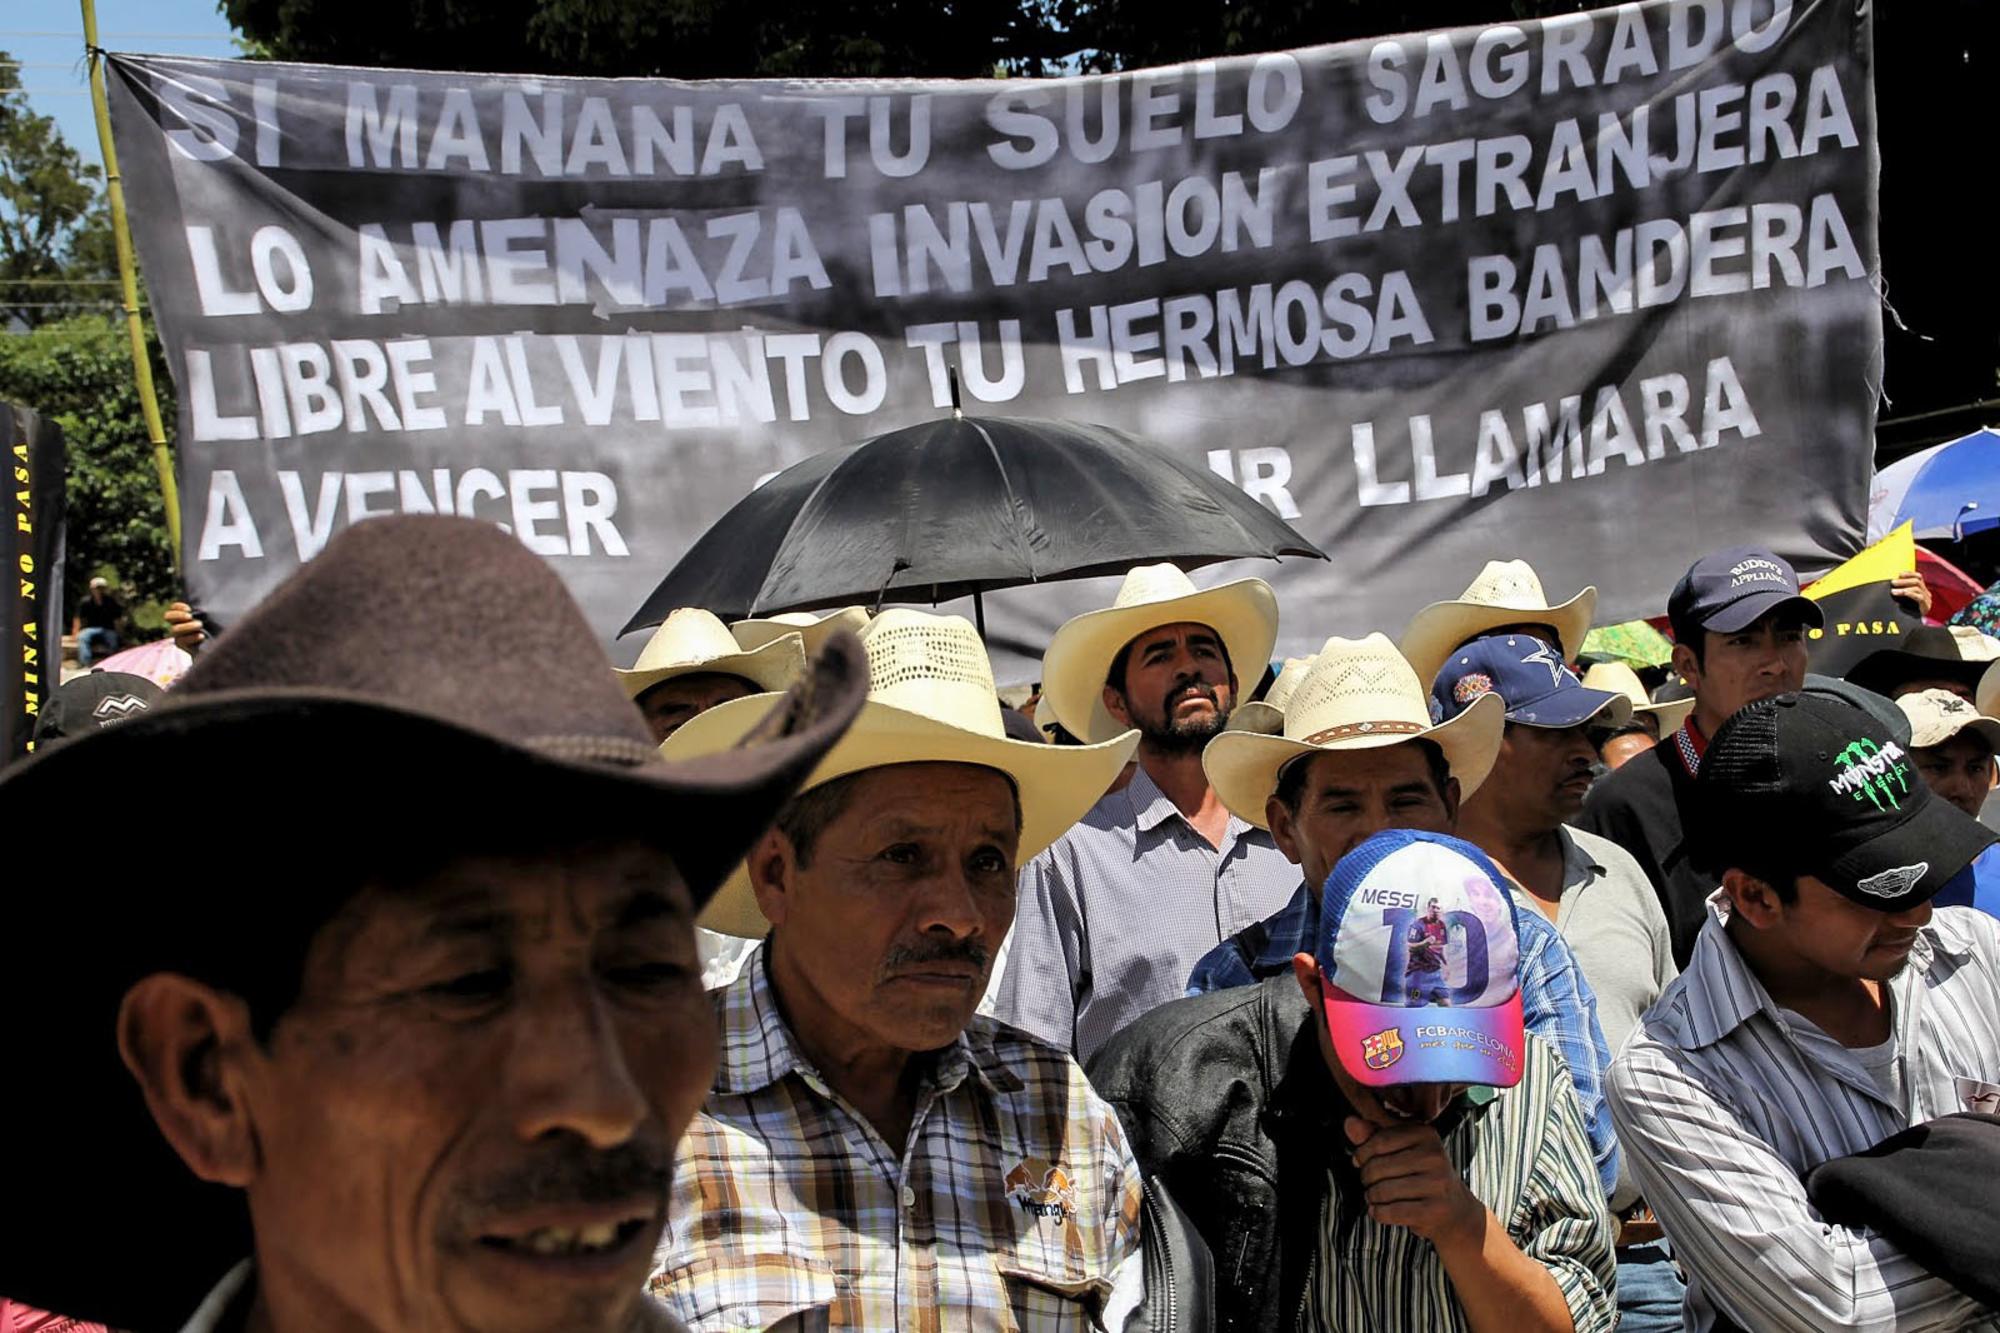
[454,1139,673,1215]
[881,937,992,971]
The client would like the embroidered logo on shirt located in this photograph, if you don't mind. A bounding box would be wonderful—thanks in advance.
[1855,862,1928,900]
[1827,739,1911,811]
[1361,1027,1406,1070]
[1004,1158,1077,1223]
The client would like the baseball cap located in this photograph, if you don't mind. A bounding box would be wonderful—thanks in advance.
[1667,545,1824,644]
[1431,632,1633,730]
[1694,692,1996,911]
[1897,688,2000,751]
[31,672,164,745]
[1314,829,1525,1090]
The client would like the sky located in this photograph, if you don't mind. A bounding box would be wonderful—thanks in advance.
[6,0,241,166]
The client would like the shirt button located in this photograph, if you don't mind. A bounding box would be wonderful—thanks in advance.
[902,1186,917,1208]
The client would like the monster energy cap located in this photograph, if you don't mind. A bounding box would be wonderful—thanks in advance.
[1694,692,1997,912]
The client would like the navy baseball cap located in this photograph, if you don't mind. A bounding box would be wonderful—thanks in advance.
[1668,545,1824,644]
[1432,633,1633,730]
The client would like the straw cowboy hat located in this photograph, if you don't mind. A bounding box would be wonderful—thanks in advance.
[616,606,806,700]
[1400,559,1597,690]
[1582,662,1695,734]
[1204,633,1504,830]
[665,608,1141,938]
[1227,654,1317,736]
[1040,563,1279,745]
[732,605,871,654]
[0,516,868,1329]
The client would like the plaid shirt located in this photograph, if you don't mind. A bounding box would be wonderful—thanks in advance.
[651,948,1145,1332]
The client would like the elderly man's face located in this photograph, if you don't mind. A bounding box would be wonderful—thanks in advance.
[636,672,758,744]
[124,843,714,1333]
[755,763,1019,1055]
[1266,744,1458,894]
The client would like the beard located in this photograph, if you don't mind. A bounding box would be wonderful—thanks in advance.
[1138,681,1232,754]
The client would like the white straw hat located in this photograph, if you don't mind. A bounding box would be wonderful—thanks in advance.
[1900,687,2000,750]
[1203,634,1504,830]
[732,606,871,655]
[1227,654,1317,736]
[1400,560,1596,691]
[1580,662,1695,734]
[664,608,1139,937]
[615,607,806,701]
[1041,563,1279,745]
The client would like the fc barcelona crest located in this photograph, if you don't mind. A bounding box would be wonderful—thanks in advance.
[1361,1027,1405,1071]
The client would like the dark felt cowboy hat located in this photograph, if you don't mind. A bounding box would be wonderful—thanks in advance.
[0,516,866,1330]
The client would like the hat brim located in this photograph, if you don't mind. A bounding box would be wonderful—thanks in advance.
[1636,697,1696,733]
[1981,660,2000,720]
[0,642,867,1329]
[615,632,806,700]
[1702,591,1825,635]
[1848,651,1989,700]
[1203,692,1505,830]
[732,606,870,655]
[1041,578,1279,745]
[1224,700,1286,735]
[1400,588,1597,691]
[1322,978,1525,1089]
[663,693,1139,938]
[1507,687,1634,730]
[1908,712,2000,752]
[1819,788,1999,913]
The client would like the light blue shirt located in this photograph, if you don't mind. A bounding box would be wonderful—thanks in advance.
[992,764,1299,1062]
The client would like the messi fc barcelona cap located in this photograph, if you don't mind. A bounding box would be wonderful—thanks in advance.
[1314,829,1526,1090]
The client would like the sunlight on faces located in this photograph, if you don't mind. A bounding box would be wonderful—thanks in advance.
[1912,733,1997,819]
[1724,869,1934,982]
[1479,723,1598,828]
[753,763,1020,1054]
[636,673,758,743]
[1266,744,1459,893]
[119,844,712,1333]
[1290,953,1466,1127]
[1104,621,1236,750]
[1675,614,1810,725]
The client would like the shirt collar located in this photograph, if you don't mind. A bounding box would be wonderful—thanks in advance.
[1124,761,1255,843]
[1556,826,1602,892]
[1669,715,1708,778]
[178,1259,254,1333]
[711,943,1013,1098]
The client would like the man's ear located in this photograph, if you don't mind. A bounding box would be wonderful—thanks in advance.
[1670,641,1702,693]
[746,827,796,929]
[1267,794,1303,865]
[1722,867,1785,927]
[1440,774,1462,824]
[1290,952,1321,1010]
[116,974,263,1189]
[1101,684,1135,729]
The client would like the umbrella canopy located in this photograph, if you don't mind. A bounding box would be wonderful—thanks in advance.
[1869,428,2000,541]
[622,415,1325,633]
[92,638,194,688]
[1580,620,1674,668]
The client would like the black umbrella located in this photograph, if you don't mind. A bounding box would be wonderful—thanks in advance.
[621,413,1326,636]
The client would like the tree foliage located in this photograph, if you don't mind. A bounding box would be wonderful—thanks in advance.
[0,54,117,329]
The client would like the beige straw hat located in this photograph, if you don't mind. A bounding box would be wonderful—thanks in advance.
[1227,654,1317,736]
[664,608,1140,937]
[1900,687,2000,750]
[1203,634,1504,830]
[1040,563,1279,745]
[1580,662,1695,734]
[1400,560,1596,691]
[616,606,806,701]
[732,606,871,655]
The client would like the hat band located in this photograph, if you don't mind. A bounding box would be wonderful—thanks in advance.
[1300,719,1425,745]
[525,734,661,767]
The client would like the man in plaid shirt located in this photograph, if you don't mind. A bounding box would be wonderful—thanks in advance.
[650,610,1148,1331]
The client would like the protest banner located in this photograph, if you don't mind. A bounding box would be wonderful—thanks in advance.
[3,404,67,762]
[102,0,1879,671]
[1804,520,1916,677]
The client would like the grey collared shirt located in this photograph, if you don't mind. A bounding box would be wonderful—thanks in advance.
[991,764,1299,1062]
[1609,896,2000,1333]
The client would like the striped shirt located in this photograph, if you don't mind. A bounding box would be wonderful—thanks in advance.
[651,947,1145,1332]
[1608,897,2000,1333]
[1299,1034,1617,1333]
[993,764,1300,1061]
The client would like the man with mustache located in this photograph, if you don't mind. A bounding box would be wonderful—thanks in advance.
[1608,692,2000,1333]
[0,517,867,1333]
[651,611,1151,1328]
[1433,632,1683,1331]
[993,564,1299,1060]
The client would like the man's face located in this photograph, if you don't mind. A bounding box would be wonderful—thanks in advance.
[1890,676,1975,702]
[1600,729,1656,770]
[239,844,714,1332]
[1482,722,1599,829]
[636,672,758,744]
[756,763,1019,1054]
[1424,898,1441,922]
[1103,621,1236,752]
[1912,732,1996,819]
[1266,744,1458,892]
[1735,872,1933,982]
[1680,612,1810,722]
[1294,956,1465,1125]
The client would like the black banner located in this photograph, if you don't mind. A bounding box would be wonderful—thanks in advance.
[3,403,67,762]
[103,0,1879,675]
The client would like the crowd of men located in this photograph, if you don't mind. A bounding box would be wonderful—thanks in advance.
[4,513,2000,1333]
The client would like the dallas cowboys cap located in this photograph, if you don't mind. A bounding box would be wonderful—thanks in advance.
[1315,829,1526,1090]
[1694,692,1996,911]
[1430,632,1633,730]
[31,672,164,745]
[1668,545,1824,644]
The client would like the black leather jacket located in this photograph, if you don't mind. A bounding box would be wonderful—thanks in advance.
[1089,976,1439,1333]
